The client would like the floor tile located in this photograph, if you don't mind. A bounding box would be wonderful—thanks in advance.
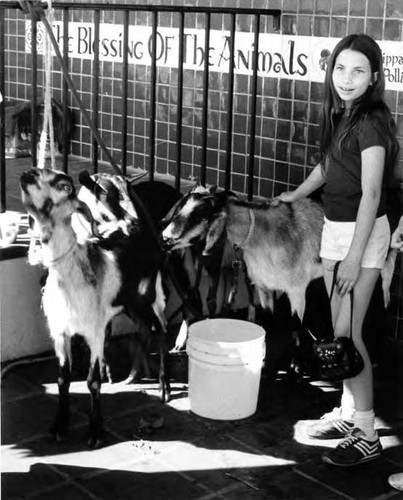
[2,462,67,500]
[1,370,43,403]
[295,457,402,500]
[78,468,210,500]
[29,481,97,500]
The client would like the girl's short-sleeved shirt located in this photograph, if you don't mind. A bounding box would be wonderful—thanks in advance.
[322,114,387,222]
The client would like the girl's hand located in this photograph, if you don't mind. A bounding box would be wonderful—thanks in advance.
[277,191,296,203]
[336,257,360,297]
[391,225,403,252]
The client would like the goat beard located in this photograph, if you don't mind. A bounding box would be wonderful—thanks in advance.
[27,219,53,265]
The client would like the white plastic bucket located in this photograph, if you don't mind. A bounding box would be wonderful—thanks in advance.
[186,318,266,420]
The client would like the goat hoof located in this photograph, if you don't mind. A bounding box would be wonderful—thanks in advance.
[50,420,69,443]
[50,428,68,443]
[87,434,104,449]
[122,374,141,385]
[102,372,114,384]
[159,386,171,403]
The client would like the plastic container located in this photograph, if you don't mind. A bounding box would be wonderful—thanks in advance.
[186,318,266,420]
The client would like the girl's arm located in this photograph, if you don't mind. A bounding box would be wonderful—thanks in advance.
[336,145,385,296]
[277,164,325,202]
[391,215,403,251]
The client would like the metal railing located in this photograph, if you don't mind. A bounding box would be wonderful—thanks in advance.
[0,2,281,212]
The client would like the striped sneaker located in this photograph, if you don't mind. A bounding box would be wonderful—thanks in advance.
[322,428,382,467]
[307,407,354,439]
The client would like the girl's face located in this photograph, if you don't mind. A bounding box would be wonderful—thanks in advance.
[332,48,374,109]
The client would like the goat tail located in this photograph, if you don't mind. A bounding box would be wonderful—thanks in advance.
[381,248,398,308]
[153,271,167,332]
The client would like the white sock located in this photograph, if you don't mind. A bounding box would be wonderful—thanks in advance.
[354,410,377,440]
[340,392,355,421]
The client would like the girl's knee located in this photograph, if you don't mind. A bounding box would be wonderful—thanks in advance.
[333,314,352,338]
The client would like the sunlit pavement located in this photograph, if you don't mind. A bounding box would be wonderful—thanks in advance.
[2,348,402,500]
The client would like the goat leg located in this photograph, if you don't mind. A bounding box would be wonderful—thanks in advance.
[123,334,152,384]
[206,276,220,317]
[103,322,114,384]
[52,358,71,442]
[158,337,171,403]
[87,359,104,448]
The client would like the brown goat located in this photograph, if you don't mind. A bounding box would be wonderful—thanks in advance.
[162,185,325,321]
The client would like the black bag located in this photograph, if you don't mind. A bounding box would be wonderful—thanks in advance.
[309,262,364,382]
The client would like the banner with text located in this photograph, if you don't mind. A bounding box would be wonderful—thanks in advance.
[26,21,403,91]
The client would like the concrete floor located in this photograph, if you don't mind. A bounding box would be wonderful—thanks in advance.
[2,156,403,499]
[1,348,403,500]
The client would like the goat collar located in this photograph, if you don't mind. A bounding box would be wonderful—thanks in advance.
[47,241,77,267]
[234,208,255,250]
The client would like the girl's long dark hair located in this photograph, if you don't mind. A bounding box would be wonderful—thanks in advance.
[319,34,399,190]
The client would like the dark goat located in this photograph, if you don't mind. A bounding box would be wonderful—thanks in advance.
[21,168,169,447]
[77,171,192,380]
[77,171,182,234]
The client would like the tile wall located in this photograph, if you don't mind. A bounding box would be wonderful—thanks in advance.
[3,0,403,338]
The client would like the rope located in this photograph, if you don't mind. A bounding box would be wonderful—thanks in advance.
[21,1,124,176]
[21,0,159,241]
[238,208,255,249]
[37,0,56,170]
[227,209,255,307]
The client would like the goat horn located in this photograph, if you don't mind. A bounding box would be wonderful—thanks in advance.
[126,171,148,184]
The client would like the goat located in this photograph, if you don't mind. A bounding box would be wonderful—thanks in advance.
[20,168,169,447]
[162,185,325,321]
[76,170,188,383]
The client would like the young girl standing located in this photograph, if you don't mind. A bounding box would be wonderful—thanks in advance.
[279,34,399,466]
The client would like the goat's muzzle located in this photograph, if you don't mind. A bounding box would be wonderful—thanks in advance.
[161,236,177,250]
[20,169,40,191]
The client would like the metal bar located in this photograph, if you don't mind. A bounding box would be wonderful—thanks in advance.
[33,7,123,176]
[1,1,282,189]
[3,3,281,17]
[121,9,129,176]
[175,11,184,192]
[148,10,158,181]
[0,8,5,212]
[247,14,260,201]
[224,12,236,192]
[62,7,69,172]
[200,12,210,187]
[31,12,38,167]
[91,9,100,173]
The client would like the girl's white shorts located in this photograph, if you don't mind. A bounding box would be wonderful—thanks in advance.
[320,215,390,269]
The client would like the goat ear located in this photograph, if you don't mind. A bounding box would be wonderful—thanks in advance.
[127,171,148,184]
[78,170,93,188]
[75,199,91,219]
[161,196,183,226]
[75,199,100,237]
[203,211,227,256]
